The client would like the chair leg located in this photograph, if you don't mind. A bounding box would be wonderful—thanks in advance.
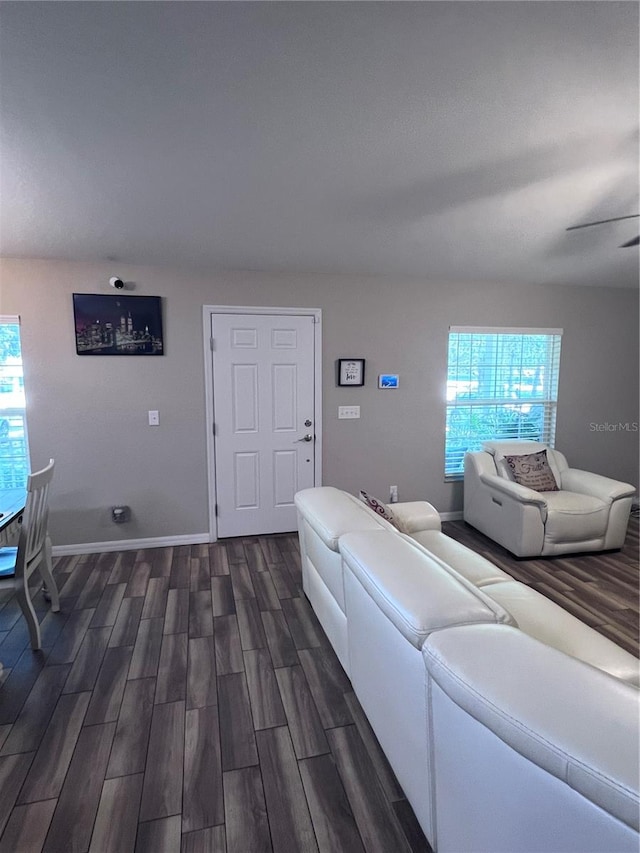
[39,536,60,613]
[15,579,42,650]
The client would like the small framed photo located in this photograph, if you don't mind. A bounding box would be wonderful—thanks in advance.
[338,358,365,386]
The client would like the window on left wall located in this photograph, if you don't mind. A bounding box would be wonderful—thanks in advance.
[0,316,30,488]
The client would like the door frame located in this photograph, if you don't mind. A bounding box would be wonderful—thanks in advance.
[202,305,322,541]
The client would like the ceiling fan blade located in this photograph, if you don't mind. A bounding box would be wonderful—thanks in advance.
[619,235,640,248]
[566,214,640,232]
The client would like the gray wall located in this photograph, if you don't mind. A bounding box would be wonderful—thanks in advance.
[1,257,637,547]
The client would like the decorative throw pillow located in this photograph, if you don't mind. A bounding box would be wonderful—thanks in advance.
[502,450,559,492]
[359,490,405,531]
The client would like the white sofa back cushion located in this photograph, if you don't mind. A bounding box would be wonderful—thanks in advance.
[340,530,512,649]
[295,486,389,551]
[481,581,640,685]
[423,624,640,832]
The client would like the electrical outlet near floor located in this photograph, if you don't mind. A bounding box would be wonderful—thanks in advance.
[389,485,398,503]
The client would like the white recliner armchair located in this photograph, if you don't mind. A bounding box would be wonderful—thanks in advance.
[464,440,636,557]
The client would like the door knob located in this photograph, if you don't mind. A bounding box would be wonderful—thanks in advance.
[295,434,313,443]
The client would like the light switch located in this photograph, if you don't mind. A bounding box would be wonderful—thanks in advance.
[338,406,360,419]
[148,410,160,426]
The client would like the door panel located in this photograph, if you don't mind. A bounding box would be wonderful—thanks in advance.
[212,312,316,537]
[234,452,259,509]
[232,365,258,432]
[273,450,297,506]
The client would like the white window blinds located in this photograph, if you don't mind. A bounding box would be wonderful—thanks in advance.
[445,326,563,478]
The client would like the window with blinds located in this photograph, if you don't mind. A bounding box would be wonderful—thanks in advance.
[445,327,562,479]
[0,316,30,488]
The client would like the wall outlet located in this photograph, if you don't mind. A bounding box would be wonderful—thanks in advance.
[148,410,159,426]
[389,485,398,503]
[112,505,131,524]
[338,406,360,419]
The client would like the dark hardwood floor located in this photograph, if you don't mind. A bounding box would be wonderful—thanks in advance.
[0,535,432,853]
[0,517,637,853]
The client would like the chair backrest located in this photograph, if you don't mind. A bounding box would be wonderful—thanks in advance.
[16,458,55,579]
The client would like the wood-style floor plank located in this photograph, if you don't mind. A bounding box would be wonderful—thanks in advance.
[155,632,188,704]
[235,598,267,651]
[223,766,271,853]
[298,647,354,729]
[42,722,116,853]
[256,725,318,853]
[0,647,49,726]
[84,645,132,725]
[244,648,287,730]
[0,799,57,853]
[135,815,182,853]
[164,587,190,636]
[182,705,224,833]
[88,773,144,853]
[61,626,111,694]
[261,609,299,668]
[141,576,169,620]
[327,724,412,853]
[108,596,144,648]
[188,590,214,638]
[128,616,163,680]
[16,691,90,804]
[299,753,366,853]
[0,752,35,837]
[0,524,634,853]
[274,665,330,760]
[186,635,217,710]
[90,582,126,628]
[139,700,185,822]
[0,664,70,755]
[46,608,95,665]
[211,575,235,617]
[214,614,244,675]
[106,676,156,779]
[181,825,226,853]
[218,672,258,771]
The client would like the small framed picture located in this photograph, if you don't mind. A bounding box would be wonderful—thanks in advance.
[338,358,365,386]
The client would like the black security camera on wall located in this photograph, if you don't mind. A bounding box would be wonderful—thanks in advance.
[109,276,125,290]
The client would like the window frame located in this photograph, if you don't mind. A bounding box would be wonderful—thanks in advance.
[444,326,563,481]
[0,315,30,489]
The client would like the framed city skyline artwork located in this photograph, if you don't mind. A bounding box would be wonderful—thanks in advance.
[73,293,164,355]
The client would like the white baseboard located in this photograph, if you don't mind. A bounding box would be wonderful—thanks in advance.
[52,532,212,557]
[439,511,464,522]
[52,514,464,555]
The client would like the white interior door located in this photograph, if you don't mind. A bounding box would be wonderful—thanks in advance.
[211,311,319,537]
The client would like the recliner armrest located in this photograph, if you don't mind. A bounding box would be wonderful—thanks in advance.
[560,469,636,503]
[391,501,442,534]
[478,472,548,507]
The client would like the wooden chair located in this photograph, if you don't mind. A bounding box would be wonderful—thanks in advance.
[0,459,60,650]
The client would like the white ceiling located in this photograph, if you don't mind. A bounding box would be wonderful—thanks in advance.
[1,1,638,288]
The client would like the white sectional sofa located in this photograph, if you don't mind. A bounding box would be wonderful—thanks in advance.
[294,486,640,853]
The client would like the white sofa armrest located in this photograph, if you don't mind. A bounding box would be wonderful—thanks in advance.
[478,472,548,507]
[391,501,442,534]
[560,469,636,503]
